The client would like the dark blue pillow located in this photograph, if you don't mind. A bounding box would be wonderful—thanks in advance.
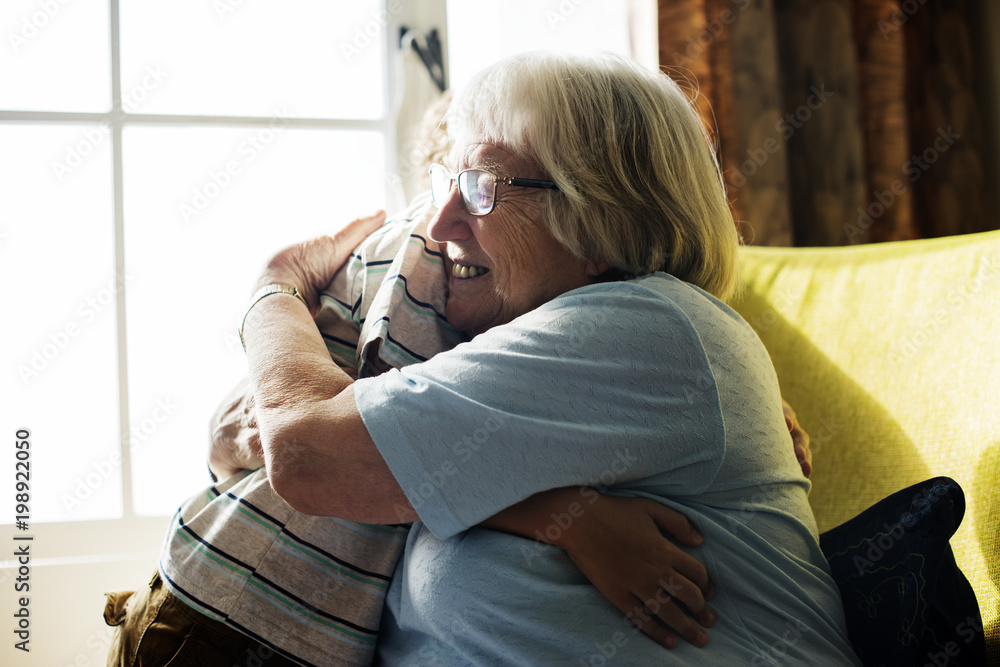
[819,477,986,666]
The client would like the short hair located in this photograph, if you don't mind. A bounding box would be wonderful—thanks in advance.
[446,51,740,300]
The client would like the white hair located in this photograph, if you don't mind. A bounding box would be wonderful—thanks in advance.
[447,51,740,300]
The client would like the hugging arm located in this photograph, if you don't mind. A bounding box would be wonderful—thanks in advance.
[482,489,716,649]
[207,390,717,649]
[223,216,811,650]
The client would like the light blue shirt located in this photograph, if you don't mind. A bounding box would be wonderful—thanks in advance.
[355,273,859,665]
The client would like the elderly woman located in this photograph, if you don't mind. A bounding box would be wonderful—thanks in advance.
[240,52,858,664]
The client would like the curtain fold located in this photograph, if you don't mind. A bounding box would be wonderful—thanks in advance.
[658,0,998,246]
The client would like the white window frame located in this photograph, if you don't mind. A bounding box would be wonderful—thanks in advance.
[0,0,446,566]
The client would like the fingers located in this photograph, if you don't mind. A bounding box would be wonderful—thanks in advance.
[640,499,717,624]
[792,425,812,479]
[795,439,813,478]
[335,210,386,248]
[645,500,703,547]
[625,578,714,649]
[643,500,713,603]
[630,550,716,647]
[559,493,718,650]
[782,400,814,478]
[270,211,386,309]
[660,549,712,605]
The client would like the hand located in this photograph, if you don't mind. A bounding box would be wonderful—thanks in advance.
[782,400,812,478]
[255,211,386,312]
[557,495,716,649]
[208,376,264,481]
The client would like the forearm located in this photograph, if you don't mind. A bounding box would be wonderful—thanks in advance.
[241,291,415,522]
[482,486,715,649]
[242,293,352,465]
[480,487,596,549]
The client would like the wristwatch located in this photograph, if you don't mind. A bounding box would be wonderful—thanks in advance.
[238,283,308,351]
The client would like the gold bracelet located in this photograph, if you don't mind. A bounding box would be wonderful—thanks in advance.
[238,283,308,352]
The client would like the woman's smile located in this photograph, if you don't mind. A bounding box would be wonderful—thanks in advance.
[450,261,490,279]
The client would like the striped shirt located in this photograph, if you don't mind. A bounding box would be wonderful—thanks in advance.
[159,197,465,666]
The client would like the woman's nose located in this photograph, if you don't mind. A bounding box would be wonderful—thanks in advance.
[427,187,472,243]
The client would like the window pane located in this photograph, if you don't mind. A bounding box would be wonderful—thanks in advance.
[0,124,120,522]
[119,0,385,119]
[0,0,111,112]
[122,124,386,515]
[446,0,633,88]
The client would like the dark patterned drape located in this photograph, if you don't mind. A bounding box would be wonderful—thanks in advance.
[658,0,998,246]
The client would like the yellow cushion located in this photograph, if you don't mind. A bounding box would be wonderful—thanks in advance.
[731,230,1000,659]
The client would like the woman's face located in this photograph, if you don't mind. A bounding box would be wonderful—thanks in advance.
[428,143,604,337]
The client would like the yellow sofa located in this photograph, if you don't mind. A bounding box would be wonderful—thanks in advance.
[730,229,1000,662]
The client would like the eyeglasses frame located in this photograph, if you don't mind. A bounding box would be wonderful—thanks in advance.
[428,164,558,216]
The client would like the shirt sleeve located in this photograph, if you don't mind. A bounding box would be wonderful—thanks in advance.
[314,240,369,368]
[313,201,432,368]
[353,279,727,539]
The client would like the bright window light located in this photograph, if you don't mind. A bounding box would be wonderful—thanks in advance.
[122,126,386,515]
[0,0,111,112]
[0,124,121,522]
[2,1,390,523]
[446,0,635,89]
[119,0,385,119]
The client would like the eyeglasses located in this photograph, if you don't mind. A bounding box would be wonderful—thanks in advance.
[428,163,558,216]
